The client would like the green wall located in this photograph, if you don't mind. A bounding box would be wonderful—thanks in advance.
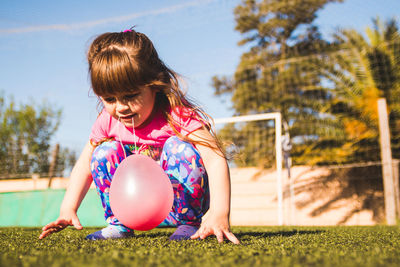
[0,189,106,227]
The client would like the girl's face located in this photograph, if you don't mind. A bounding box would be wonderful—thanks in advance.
[100,87,157,128]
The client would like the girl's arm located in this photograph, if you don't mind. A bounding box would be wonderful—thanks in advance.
[188,128,240,244]
[39,141,94,239]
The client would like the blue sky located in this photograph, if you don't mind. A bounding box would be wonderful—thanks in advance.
[1,0,399,152]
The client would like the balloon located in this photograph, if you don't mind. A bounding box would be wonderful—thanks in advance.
[109,154,174,231]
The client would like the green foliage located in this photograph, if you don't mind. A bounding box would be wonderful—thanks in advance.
[0,93,75,178]
[1,226,400,266]
[214,0,344,167]
[234,0,343,47]
[328,17,400,161]
[213,0,399,166]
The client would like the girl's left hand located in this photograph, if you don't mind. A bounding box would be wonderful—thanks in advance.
[190,211,240,244]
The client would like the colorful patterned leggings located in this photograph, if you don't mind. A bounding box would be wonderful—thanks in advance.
[90,136,209,232]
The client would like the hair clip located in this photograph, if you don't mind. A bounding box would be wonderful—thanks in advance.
[123,26,136,33]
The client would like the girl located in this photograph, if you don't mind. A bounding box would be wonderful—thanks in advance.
[39,29,240,244]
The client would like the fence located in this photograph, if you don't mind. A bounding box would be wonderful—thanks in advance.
[214,105,400,226]
[212,33,400,224]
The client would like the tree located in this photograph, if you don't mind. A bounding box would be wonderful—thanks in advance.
[0,93,76,178]
[213,0,344,167]
[326,17,400,161]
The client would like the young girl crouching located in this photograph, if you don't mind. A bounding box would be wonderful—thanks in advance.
[39,29,239,244]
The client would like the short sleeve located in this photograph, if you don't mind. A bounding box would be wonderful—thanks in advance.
[171,107,205,136]
[89,110,110,143]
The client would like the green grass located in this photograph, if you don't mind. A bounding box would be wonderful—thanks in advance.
[1,226,400,266]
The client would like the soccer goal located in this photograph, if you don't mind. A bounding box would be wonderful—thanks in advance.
[213,112,284,226]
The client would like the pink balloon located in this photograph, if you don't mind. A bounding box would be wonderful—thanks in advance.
[109,154,174,231]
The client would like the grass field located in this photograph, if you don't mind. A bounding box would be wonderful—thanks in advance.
[1,226,400,266]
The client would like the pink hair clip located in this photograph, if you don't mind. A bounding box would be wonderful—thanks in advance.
[123,26,136,33]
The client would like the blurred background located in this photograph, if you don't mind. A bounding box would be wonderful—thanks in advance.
[0,0,399,227]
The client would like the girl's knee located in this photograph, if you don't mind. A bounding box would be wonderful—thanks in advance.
[163,136,182,151]
[162,136,200,160]
[162,136,207,186]
[91,141,126,175]
[91,141,124,163]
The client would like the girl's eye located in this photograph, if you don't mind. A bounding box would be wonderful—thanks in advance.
[103,97,116,103]
[124,93,139,100]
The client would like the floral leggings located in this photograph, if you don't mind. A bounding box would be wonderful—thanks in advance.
[90,136,209,232]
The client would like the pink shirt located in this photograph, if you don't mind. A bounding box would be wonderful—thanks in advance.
[89,107,204,148]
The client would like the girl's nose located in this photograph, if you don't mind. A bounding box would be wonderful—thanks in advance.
[116,100,130,112]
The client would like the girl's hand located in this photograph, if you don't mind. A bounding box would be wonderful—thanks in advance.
[190,211,240,244]
[39,212,82,239]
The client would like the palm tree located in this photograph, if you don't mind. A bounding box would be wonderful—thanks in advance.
[326,17,400,162]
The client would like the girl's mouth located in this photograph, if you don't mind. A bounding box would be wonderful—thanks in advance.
[119,114,136,121]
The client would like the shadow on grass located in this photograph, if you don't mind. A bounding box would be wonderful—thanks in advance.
[10,227,41,232]
[76,227,174,239]
[133,229,327,242]
[235,229,325,239]
[135,232,173,238]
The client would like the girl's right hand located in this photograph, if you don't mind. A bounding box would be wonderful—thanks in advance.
[38,212,82,239]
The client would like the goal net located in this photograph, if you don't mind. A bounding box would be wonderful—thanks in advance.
[214,113,284,225]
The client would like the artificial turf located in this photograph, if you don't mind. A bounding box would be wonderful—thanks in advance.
[1,226,399,266]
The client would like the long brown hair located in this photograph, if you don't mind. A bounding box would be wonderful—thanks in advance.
[87,29,225,156]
